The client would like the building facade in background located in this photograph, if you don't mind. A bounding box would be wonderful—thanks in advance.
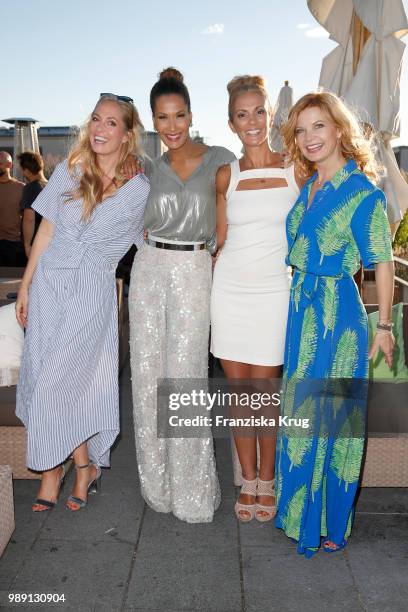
[0,125,164,177]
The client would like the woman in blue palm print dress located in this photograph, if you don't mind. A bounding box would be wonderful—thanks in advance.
[275,92,395,557]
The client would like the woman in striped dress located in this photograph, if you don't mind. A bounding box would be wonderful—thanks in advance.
[15,94,149,512]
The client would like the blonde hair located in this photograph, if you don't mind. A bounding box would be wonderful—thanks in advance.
[282,91,381,183]
[67,95,144,220]
[227,75,271,121]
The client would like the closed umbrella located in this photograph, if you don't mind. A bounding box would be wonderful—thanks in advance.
[308,0,408,229]
[270,80,293,152]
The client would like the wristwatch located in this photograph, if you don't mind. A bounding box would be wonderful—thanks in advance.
[376,321,393,332]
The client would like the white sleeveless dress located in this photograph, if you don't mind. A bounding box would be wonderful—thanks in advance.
[210,160,299,366]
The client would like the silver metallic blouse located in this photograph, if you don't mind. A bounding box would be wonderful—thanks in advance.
[144,146,235,252]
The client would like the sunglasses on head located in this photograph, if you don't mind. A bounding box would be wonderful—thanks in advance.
[99,93,134,104]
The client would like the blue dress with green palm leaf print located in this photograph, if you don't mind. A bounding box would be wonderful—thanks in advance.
[275,159,393,557]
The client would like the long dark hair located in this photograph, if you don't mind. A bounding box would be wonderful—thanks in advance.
[150,67,191,114]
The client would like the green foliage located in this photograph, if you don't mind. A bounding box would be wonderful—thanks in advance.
[342,238,360,276]
[282,375,297,419]
[275,472,283,506]
[290,234,310,270]
[288,200,306,240]
[345,508,353,538]
[292,272,305,312]
[393,208,408,249]
[311,436,328,501]
[358,302,368,331]
[330,329,359,377]
[321,277,338,339]
[368,200,393,261]
[316,190,371,264]
[287,396,314,471]
[330,408,365,491]
[296,304,317,377]
[331,167,350,190]
[282,484,307,539]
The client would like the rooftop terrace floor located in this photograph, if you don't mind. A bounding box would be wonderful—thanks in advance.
[1,360,407,612]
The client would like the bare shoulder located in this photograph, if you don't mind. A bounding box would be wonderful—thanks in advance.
[216,163,231,195]
[271,151,285,168]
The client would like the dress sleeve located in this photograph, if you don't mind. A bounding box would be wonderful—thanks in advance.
[131,174,150,248]
[142,157,155,180]
[350,189,393,270]
[216,146,236,166]
[32,162,65,224]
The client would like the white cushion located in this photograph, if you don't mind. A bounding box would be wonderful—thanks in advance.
[0,302,24,368]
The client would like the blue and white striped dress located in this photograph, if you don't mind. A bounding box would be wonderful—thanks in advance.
[16,160,149,471]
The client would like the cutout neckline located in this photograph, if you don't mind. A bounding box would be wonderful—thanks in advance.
[236,177,289,192]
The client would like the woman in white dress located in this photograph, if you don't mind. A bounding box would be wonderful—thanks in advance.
[211,75,301,522]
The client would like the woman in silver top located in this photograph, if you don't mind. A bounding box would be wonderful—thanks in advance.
[129,67,235,523]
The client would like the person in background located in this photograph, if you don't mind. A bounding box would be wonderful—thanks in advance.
[129,67,235,523]
[0,151,25,266]
[18,151,47,257]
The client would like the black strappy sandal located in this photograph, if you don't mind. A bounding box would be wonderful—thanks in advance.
[32,465,66,512]
[66,463,101,511]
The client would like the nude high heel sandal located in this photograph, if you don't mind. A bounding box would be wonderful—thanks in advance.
[235,477,258,522]
[255,478,276,522]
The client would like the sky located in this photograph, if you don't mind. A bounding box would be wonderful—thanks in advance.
[1,0,408,156]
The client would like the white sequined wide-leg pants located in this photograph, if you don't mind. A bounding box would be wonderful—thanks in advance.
[129,243,220,523]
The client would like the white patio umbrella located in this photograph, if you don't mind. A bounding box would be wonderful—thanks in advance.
[270,80,293,152]
[308,0,408,229]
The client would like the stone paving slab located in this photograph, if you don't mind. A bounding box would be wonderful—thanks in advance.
[355,487,408,513]
[240,546,363,612]
[4,539,133,611]
[351,512,408,543]
[124,609,222,612]
[109,436,136,469]
[239,519,297,553]
[346,540,408,612]
[124,508,242,611]
[0,479,44,589]
[37,468,145,545]
[1,361,408,612]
